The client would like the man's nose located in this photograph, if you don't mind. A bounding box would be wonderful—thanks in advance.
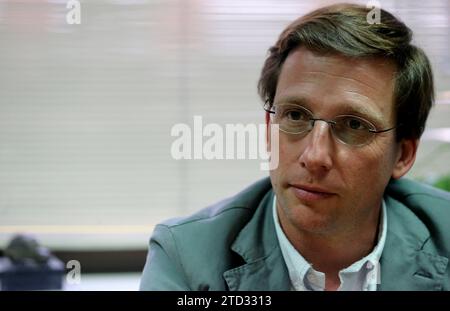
[298,120,333,173]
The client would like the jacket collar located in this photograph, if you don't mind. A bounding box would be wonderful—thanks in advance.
[223,188,291,290]
[378,194,448,290]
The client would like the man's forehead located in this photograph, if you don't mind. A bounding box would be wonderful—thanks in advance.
[275,47,397,121]
[280,47,397,91]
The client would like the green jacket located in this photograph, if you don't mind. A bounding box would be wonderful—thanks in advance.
[140,178,450,291]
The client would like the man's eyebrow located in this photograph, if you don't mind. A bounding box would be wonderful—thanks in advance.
[338,103,383,121]
[274,96,385,124]
[273,96,308,107]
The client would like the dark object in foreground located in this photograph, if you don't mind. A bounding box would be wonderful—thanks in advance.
[0,234,65,290]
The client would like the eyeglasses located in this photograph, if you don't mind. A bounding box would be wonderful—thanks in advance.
[264,102,398,147]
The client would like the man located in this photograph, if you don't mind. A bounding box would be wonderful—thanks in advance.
[140,4,450,290]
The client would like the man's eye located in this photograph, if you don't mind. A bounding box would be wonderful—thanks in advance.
[285,109,308,121]
[343,117,369,130]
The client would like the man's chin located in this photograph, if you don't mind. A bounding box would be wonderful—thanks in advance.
[278,198,331,229]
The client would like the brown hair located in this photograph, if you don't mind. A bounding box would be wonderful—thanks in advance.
[257,3,434,141]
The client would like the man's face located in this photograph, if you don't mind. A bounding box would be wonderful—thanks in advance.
[268,47,413,236]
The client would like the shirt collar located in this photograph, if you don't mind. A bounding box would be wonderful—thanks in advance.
[273,195,387,291]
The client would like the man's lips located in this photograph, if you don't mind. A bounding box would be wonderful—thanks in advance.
[289,184,336,201]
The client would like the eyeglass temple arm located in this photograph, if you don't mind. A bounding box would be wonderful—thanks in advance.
[369,125,400,133]
[263,107,275,114]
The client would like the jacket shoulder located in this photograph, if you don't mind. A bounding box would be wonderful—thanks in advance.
[386,178,450,208]
[161,177,272,228]
[140,177,272,290]
[386,178,450,254]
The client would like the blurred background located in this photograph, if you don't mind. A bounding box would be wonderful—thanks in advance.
[0,0,449,290]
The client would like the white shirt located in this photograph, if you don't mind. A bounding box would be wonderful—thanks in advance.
[272,195,387,291]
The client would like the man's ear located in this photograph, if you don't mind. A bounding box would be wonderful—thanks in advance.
[391,138,419,179]
[265,112,271,152]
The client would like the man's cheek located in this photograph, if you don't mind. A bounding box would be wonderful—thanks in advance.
[280,143,301,165]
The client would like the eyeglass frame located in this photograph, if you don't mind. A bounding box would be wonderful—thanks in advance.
[263,100,399,147]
